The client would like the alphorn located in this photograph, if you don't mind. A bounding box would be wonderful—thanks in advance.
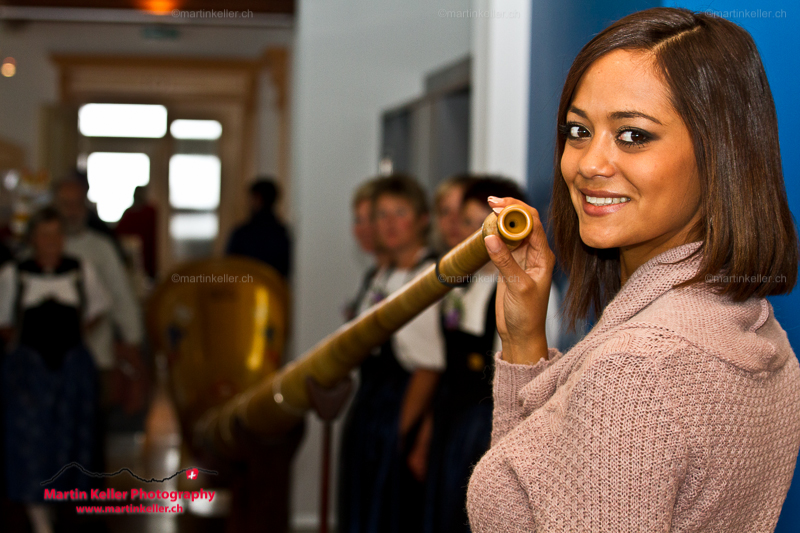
[196,205,533,457]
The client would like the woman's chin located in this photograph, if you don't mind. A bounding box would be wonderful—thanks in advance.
[579,231,621,250]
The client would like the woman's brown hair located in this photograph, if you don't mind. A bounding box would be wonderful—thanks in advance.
[552,7,798,329]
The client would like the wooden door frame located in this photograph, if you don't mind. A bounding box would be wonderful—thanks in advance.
[51,51,290,275]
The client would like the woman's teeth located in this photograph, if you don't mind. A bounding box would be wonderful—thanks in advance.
[585,195,631,206]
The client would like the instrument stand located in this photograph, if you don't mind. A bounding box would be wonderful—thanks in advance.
[305,376,353,533]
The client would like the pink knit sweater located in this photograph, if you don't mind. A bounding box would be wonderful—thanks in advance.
[467,242,800,532]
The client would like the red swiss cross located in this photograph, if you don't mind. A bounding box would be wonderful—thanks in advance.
[186,468,199,480]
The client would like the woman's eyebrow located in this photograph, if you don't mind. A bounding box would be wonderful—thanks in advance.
[609,110,663,125]
[567,106,588,119]
[567,106,664,126]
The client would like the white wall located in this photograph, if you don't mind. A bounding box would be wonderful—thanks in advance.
[470,0,532,183]
[0,19,290,176]
[289,0,472,527]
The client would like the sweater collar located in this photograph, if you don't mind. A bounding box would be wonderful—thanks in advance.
[593,241,703,335]
[571,241,791,374]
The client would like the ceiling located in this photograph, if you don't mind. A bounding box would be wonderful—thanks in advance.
[0,1,295,16]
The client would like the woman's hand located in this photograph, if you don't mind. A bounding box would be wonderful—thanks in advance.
[485,197,555,365]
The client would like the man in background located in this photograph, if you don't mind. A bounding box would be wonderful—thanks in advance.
[226,177,291,279]
[116,185,157,280]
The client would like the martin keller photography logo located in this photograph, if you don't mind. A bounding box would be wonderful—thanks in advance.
[37,463,220,514]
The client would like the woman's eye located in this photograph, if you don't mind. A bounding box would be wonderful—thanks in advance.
[559,122,589,140]
[617,129,650,146]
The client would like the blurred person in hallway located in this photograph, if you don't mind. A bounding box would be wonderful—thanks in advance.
[69,170,127,264]
[344,178,391,321]
[338,175,445,533]
[116,185,157,280]
[54,179,147,419]
[420,177,561,533]
[0,207,110,533]
[226,177,291,279]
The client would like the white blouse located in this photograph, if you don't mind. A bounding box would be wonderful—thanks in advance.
[359,250,446,373]
[443,264,561,352]
[0,260,111,327]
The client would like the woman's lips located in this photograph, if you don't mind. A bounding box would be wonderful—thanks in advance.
[581,193,631,216]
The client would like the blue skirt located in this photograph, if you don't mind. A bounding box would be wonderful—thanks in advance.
[3,345,98,502]
[423,402,493,533]
[338,352,423,533]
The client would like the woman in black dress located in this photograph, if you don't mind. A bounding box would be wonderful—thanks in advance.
[0,207,110,531]
[338,176,445,533]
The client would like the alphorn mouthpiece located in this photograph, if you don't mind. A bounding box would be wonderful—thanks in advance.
[497,205,532,242]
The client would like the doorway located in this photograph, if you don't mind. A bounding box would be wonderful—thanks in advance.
[49,52,289,277]
[78,107,227,274]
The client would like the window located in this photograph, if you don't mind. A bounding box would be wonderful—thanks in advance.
[79,104,167,138]
[86,152,150,223]
[168,154,221,210]
[169,213,219,240]
[170,119,222,140]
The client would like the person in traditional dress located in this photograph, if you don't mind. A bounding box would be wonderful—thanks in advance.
[343,178,391,322]
[0,207,110,533]
[420,177,558,532]
[338,175,445,533]
[432,175,477,254]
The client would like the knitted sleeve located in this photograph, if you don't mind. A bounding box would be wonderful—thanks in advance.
[491,348,562,445]
[469,351,686,532]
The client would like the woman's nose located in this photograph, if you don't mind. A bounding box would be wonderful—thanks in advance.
[577,135,615,179]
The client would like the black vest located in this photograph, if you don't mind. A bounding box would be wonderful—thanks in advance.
[438,286,498,412]
[14,257,86,370]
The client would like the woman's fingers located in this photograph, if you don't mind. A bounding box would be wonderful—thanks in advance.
[485,197,555,363]
[484,234,527,283]
[487,196,553,280]
[524,216,556,277]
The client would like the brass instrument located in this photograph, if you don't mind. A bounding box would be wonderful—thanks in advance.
[148,257,289,446]
[192,205,533,457]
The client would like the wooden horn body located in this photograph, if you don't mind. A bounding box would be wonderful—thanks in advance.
[196,205,533,457]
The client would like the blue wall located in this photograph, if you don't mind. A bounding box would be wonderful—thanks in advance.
[527,0,660,350]
[527,1,800,529]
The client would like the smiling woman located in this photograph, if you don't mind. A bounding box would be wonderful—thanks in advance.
[551,8,797,328]
[559,48,702,285]
[466,7,800,533]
